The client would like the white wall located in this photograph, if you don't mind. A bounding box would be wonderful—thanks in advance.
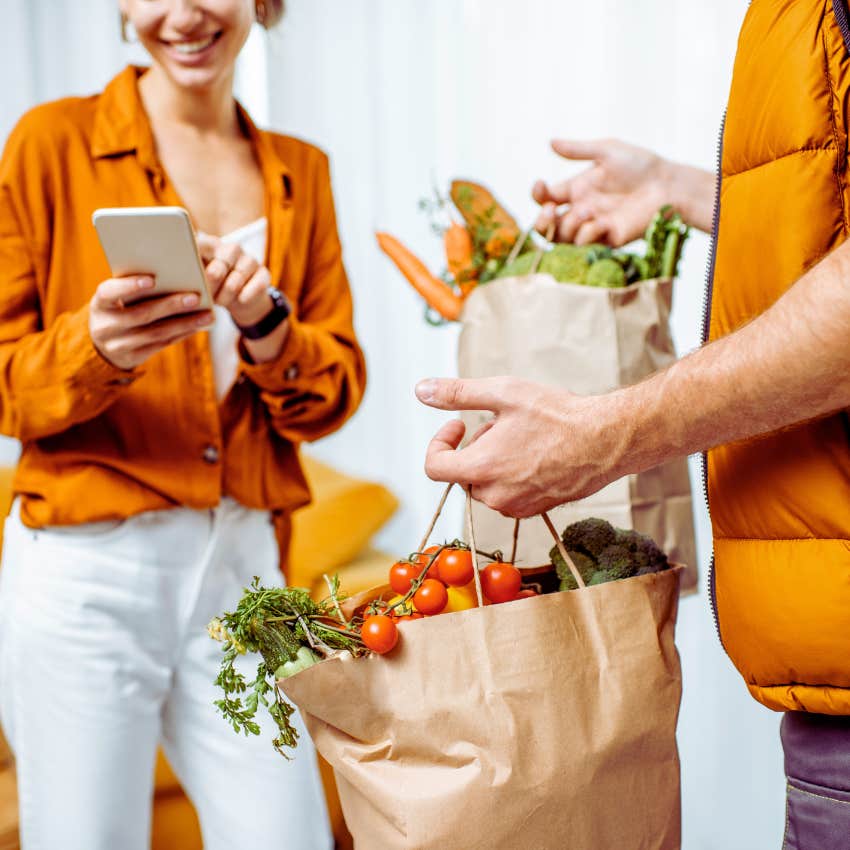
[267,2,786,848]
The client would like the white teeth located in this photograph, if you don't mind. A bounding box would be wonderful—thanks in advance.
[171,35,216,54]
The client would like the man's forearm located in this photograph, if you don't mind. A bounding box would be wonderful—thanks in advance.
[662,162,716,233]
[610,241,850,475]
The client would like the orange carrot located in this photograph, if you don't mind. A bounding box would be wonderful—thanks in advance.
[376,232,463,321]
[443,221,476,283]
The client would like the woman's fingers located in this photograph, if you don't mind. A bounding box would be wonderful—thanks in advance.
[98,310,214,364]
[96,290,209,339]
[204,242,243,296]
[216,254,261,308]
[93,276,155,310]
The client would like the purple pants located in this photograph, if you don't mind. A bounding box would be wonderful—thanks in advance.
[781,712,850,849]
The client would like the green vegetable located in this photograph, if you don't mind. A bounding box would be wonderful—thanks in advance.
[644,205,690,279]
[494,251,538,279]
[209,576,365,757]
[585,257,627,288]
[539,243,591,283]
[274,646,321,679]
[556,550,598,591]
[550,518,671,591]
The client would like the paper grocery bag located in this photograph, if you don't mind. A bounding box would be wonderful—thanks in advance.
[458,274,698,593]
[282,567,683,850]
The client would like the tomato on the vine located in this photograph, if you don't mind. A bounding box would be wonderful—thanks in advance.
[361,614,399,654]
[389,560,417,595]
[413,578,449,615]
[415,545,442,582]
[436,548,474,587]
[480,562,522,604]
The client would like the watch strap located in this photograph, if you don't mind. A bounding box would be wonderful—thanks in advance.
[237,286,291,340]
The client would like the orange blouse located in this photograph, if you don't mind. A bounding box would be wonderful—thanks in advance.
[0,65,366,554]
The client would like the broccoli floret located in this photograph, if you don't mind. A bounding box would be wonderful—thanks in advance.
[539,244,591,284]
[596,544,636,580]
[552,517,671,590]
[615,528,669,573]
[588,569,619,586]
[554,550,597,591]
[495,251,538,279]
[585,257,627,288]
[560,518,618,559]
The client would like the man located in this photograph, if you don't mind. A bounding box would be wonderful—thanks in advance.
[416,2,850,846]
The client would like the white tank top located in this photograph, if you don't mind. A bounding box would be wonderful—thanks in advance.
[203,217,268,400]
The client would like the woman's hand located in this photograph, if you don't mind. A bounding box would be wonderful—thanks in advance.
[89,275,214,371]
[532,138,714,246]
[197,234,274,328]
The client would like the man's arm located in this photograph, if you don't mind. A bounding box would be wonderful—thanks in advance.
[416,240,850,517]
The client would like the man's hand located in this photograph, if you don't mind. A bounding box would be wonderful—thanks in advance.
[416,376,626,518]
[532,138,715,246]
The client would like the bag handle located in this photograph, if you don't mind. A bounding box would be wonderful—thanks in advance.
[418,483,587,607]
[503,221,556,275]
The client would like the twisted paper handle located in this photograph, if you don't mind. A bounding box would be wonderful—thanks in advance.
[418,483,586,603]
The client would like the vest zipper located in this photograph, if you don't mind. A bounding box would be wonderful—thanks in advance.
[700,110,728,655]
[833,0,850,53]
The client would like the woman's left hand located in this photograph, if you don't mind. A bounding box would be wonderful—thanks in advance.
[197,233,274,328]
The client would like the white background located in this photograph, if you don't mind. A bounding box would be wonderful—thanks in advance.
[0,2,785,847]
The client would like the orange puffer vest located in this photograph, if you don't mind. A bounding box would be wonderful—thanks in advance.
[707,0,850,714]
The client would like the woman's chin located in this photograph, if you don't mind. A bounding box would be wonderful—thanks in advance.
[158,62,229,93]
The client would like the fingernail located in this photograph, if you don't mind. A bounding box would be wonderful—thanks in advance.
[182,294,200,307]
[137,276,154,289]
[197,313,214,326]
[416,379,436,403]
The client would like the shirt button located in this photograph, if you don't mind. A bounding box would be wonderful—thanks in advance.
[202,445,220,464]
[284,364,299,381]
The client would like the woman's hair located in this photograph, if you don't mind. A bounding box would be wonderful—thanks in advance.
[257,0,285,29]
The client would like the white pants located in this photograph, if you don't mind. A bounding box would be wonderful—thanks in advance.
[0,498,332,850]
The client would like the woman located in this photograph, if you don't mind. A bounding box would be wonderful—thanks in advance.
[0,1,365,847]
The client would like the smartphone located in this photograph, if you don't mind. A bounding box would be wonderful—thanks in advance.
[92,206,213,309]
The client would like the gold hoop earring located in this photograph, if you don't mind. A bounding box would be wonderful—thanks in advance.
[119,12,136,43]
[256,1,267,26]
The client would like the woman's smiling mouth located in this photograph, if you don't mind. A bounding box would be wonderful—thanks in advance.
[161,31,223,58]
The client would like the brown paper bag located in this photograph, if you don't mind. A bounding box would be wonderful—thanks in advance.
[281,507,683,850]
[458,273,698,594]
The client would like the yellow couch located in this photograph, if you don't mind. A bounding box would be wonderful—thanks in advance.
[0,457,397,850]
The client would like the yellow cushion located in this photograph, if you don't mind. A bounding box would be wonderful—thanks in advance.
[310,546,395,600]
[289,456,398,589]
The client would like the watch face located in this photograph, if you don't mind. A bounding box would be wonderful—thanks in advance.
[268,286,286,308]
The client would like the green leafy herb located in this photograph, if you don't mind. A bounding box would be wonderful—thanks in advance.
[209,577,366,757]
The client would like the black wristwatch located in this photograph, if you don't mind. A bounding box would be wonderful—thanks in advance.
[237,286,291,340]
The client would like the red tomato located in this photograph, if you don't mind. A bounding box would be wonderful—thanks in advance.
[514,588,538,600]
[415,545,442,582]
[397,612,425,622]
[389,561,417,595]
[413,578,449,615]
[435,548,474,587]
[480,563,522,604]
[361,614,399,654]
